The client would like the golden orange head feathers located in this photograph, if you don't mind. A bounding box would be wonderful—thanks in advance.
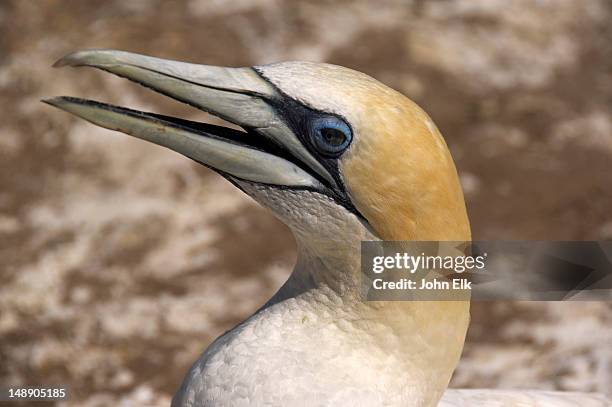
[257,61,470,241]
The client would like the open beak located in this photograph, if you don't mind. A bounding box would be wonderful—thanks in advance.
[43,49,335,189]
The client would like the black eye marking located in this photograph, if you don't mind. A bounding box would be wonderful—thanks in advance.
[309,116,353,157]
[250,67,372,224]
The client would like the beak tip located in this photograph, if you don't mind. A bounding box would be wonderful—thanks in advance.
[52,51,86,68]
[52,49,116,68]
[52,58,68,68]
[41,97,73,111]
[41,96,60,106]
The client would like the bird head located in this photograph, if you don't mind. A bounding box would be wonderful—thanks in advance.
[46,51,472,403]
[45,50,470,252]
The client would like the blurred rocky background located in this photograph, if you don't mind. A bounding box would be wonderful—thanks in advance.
[1,0,611,405]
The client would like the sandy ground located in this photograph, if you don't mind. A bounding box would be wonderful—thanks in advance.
[0,1,611,406]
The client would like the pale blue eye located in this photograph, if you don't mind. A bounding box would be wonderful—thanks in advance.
[310,117,352,157]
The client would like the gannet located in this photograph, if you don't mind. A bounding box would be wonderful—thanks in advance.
[45,50,611,407]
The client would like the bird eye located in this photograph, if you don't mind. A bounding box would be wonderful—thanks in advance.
[310,117,352,157]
